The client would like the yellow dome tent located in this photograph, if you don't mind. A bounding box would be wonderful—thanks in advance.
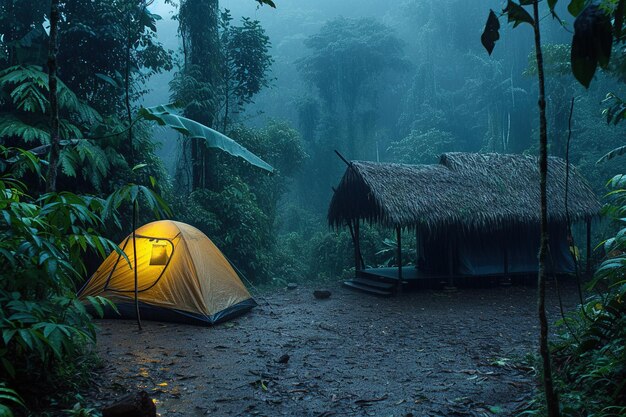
[78,220,256,325]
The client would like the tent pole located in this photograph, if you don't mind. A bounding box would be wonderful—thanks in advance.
[586,218,591,276]
[132,200,142,331]
[396,226,403,293]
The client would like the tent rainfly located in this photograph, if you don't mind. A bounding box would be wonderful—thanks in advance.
[78,220,256,325]
[328,152,603,289]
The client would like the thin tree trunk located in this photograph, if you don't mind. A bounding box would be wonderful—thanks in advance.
[46,0,61,192]
[125,11,134,165]
[532,3,560,416]
[132,200,142,331]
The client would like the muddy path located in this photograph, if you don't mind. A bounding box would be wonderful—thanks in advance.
[86,281,579,416]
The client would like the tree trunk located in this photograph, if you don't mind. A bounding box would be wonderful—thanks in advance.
[132,200,142,331]
[532,3,560,417]
[125,10,134,165]
[179,0,220,191]
[46,0,61,192]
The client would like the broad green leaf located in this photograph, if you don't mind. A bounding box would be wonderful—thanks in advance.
[504,1,534,28]
[597,145,626,164]
[568,0,586,17]
[255,0,276,7]
[0,359,16,379]
[481,10,500,55]
[0,404,14,417]
[138,105,274,173]
[86,296,104,318]
[571,4,613,88]
[95,73,120,89]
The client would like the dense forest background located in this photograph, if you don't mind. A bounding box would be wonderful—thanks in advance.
[142,0,625,284]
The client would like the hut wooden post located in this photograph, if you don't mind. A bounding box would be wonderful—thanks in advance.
[396,226,403,292]
[415,226,420,276]
[355,219,361,273]
[446,234,455,289]
[349,219,362,278]
[504,241,509,276]
[586,218,591,276]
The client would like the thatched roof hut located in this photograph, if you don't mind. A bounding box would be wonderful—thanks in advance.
[328,152,601,232]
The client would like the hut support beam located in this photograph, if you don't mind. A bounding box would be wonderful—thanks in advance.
[446,237,456,290]
[504,243,509,275]
[396,226,403,293]
[355,220,361,272]
[586,218,591,276]
[349,220,363,277]
[415,227,420,277]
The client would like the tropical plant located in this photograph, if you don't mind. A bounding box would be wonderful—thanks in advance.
[139,104,274,172]
[0,383,24,417]
[550,174,626,417]
[0,146,118,412]
[218,11,273,131]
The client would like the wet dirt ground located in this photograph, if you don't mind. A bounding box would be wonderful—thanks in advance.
[87,280,579,417]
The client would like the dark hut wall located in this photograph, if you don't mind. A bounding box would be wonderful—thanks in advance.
[420,225,574,276]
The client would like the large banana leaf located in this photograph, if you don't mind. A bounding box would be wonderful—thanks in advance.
[138,104,274,173]
[597,145,626,164]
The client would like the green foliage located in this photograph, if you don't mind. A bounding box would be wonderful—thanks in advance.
[172,121,306,283]
[175,179,272,281]
[219,11,273,130]
[0,65,101,142]
[572,4,613,88]
[0,146,119,413]
[481,10,500,55]
[63,402,100,417]
[0,383,24,417]
[0,63,156,194]
[387,128,455,165]
[548,175,626,417]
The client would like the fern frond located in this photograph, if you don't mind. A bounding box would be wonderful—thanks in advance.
[59,119,83,140]
[57,79,100,123]
[76,140,110,178]
[0,114,48,143]
[104,146,128,170]
[59,149,78,177]
[0,65,47,87]
[10,82,48,113]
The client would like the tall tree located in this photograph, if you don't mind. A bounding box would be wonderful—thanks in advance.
[297,17,406,158]
[172,3,273,191]
[46,0,60,192]
[481,2,560,415]
[175,0,221,190]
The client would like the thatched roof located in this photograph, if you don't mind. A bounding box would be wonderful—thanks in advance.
[328,152,601,232]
